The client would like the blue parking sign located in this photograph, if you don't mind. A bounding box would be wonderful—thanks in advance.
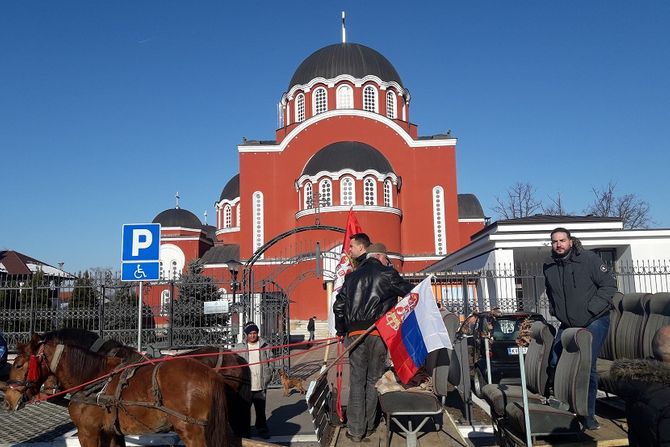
[122,223,161,281]
[122,224,161,261]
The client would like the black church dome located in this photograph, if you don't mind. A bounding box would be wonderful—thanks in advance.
[152,208,202,229]
[302,141,394,176]
[219,174,240,201]
[289,43,403,89]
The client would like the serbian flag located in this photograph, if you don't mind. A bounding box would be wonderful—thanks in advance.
[328,208,362,335]
[376,276,452,384]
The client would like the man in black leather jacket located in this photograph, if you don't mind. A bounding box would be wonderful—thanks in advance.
[543,227,617,430]
[333,240,413,442]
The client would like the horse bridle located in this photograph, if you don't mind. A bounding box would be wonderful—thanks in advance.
[11,342,64,398]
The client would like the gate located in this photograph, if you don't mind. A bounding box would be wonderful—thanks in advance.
[236,225,345,384]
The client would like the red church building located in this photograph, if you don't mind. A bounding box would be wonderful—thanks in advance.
[149,41,486,321]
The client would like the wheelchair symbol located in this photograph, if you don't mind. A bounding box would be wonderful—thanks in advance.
[134,264,147,279]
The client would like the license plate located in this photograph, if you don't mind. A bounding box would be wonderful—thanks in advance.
[507,346,528,355]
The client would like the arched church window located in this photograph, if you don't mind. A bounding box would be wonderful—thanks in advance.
[363,85,377,113]
[336,85,353,109]
[340,177,355,206]
[319,179,332,207]
[224,204,232,228]
[295,93,305,122]
[236,204,240,227]
[364,177,377,205]
[171,260,179,279]
[304,182,314,209]
[384,179,393,207]
[386,91,396,119]
[313,87,327,115]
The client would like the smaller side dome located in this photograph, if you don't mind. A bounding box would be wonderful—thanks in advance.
[302,141,394,176]
[219,174,240,201]
[458,194,485,219]
[152,208,202,229]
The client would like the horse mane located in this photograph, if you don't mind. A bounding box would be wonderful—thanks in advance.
[42,328,100,348]
[57,342,111,382]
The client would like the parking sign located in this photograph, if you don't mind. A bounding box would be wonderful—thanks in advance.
[121,223,161,281]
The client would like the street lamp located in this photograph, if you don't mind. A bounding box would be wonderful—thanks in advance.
[227,260,242,304]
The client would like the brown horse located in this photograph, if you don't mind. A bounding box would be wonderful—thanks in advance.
[3,329,252,438]
[4,334,232,447]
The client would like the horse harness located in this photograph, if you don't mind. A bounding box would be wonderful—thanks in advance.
[53,348,209,433]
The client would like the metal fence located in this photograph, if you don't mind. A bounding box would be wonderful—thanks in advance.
[423,259,670,325]
[0,272,235,352]
[3,259,668,352]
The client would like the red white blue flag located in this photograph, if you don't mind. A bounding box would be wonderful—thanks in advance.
[376,276,452,384]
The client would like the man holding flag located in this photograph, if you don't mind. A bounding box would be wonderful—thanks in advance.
[333,242,414,442]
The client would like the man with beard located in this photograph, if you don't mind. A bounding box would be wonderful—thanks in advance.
[543,227,617,430]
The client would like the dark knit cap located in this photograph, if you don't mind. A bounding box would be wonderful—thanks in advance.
[244,322,259,334]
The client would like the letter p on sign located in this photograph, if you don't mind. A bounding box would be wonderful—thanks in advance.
[132,229,153,256]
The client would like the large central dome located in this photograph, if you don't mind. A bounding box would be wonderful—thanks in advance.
[289,43,403,89]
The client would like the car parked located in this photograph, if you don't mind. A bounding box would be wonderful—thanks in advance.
[457,310,548,397]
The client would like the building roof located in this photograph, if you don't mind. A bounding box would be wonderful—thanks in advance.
[302,141,394,176]
[0,250,72,277]
[470,214,622,240]
[201,224,216,241]
[200,244,240,265]
[152,208,202,229]
[289,43,403,89]
[458,194,485,219]
[219,174,240,201]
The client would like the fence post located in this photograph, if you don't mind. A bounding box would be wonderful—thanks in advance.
[100,284,105,338]
[168,280,175,348]
[29,278,36,335]
[462,273,470,317]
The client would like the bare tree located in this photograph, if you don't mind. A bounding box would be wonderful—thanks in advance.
[584,181,651,229]
[493,182,542,219]
[543,193,572,216]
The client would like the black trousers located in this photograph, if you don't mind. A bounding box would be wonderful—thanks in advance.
[251,390,268,429]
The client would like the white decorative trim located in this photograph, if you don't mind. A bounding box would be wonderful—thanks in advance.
[459,218,486,223]
[403,255,445,262]
[284,74,408,102]
[433,186,447,255]
[298,170,398,186]
[216,197,240,208]
[238,109,456,153]
[252,191,264,258]
[159,226,203,233]
[216,226,240,235]
[159,244,186,279]
[161,236,210,242]
[295,205,401,219]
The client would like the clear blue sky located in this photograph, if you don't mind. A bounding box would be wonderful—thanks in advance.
[2,1,669,273]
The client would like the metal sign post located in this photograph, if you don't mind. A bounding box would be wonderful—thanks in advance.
[121,223,161,351]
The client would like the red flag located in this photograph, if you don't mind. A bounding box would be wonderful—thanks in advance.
[332,208,363,295]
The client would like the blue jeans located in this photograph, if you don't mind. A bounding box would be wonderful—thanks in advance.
[346,335,387,438]
[550,314,610,418]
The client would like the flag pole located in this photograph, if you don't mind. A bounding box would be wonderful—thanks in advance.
[317,323,376,379]
[320,281,335,373]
